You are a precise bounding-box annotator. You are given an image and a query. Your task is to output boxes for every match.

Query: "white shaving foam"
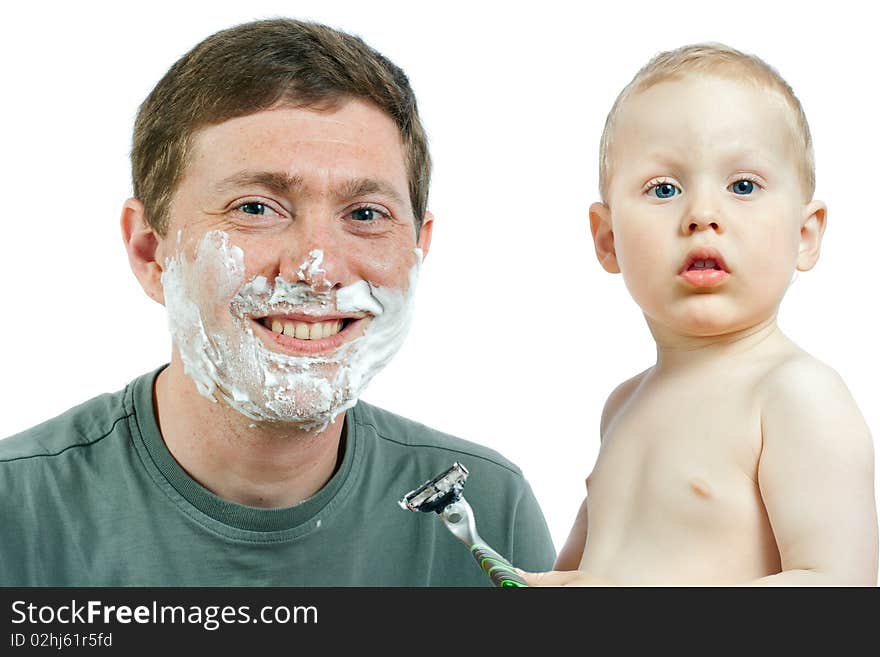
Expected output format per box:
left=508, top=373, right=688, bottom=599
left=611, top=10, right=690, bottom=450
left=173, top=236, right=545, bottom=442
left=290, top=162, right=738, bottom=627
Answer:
left=161, top=230, right=421, bottom=432
left=297, top=249, right=330, bottom=289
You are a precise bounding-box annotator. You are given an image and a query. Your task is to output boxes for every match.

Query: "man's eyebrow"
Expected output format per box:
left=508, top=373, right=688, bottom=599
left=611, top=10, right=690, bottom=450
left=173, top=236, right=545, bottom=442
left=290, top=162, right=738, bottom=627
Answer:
left=214, top=171, right=304, bottom=194
left=213, top=172, right=406, bottom=205
left=334, top=178, right=406, bottom=205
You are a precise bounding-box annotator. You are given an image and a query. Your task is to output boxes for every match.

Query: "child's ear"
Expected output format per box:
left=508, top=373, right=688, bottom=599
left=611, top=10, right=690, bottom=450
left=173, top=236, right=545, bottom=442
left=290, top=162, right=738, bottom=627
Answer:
left=589, top=202, right=620, bottom=273
left=797, top=200, right=827, bottom=272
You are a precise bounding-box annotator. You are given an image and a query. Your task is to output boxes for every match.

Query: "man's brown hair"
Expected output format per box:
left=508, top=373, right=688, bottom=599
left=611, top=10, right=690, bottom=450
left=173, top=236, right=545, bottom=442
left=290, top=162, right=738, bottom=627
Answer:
left=131, top=18, right=431, bottom=236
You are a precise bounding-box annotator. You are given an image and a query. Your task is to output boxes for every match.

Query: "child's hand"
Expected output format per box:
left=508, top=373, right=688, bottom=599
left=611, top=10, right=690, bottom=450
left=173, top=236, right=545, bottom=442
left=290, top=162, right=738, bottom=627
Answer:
left=516, top=568, right=615, bottom=587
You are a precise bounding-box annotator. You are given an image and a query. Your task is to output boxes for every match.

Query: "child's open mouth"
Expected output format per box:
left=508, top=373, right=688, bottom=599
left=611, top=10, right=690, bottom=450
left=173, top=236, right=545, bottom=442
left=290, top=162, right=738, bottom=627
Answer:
left=687, top=258, right=722, bottom=271
left=679, top=248, right=730, bottom=288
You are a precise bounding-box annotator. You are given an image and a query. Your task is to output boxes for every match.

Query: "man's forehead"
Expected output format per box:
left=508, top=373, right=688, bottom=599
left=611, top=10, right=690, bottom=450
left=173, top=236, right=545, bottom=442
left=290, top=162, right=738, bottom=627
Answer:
left=192, top=100, right=404, bottom=149
left=173, top=101, right=412, bottom=211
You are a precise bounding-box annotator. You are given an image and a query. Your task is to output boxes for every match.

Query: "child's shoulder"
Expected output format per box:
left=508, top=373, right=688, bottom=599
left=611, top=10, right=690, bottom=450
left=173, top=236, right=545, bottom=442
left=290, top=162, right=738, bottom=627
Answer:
left=757, top=346, right=870, bottom=452
left=599, top=367, right=652, bottom=438
left=757, top=347, right=849, bottom=404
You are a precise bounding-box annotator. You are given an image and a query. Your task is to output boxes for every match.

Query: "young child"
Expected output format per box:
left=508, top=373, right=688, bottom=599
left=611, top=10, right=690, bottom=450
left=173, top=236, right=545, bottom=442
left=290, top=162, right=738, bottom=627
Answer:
left=524, top=44, right=877, bottom=586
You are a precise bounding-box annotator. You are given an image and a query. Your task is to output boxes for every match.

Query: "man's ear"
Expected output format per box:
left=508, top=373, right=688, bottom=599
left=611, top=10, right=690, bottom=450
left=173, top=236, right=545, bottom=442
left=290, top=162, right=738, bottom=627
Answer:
left=416, top=210, right=434, bottom=260
left=797, top=200, right=827, bottom=272
left=589, top=202, right=620, bottom=273
left=121, top=198, right=165, bottom=305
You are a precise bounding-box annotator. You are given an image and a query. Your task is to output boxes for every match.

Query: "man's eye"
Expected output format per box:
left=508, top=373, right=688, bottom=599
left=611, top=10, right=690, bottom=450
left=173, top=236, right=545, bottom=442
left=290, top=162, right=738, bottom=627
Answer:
left=239, top=202, right=269, bottom=215
left=729, top=180, right=755, bottom=195
left=350, top=207, right=385, bottom=222
left=652, top=183, right=680, bottom=199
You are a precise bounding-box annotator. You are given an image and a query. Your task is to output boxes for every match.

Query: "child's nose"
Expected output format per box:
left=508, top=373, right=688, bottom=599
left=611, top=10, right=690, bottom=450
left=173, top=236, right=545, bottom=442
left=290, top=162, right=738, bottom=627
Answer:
left=681, top=194, right=723, bottom=234
left=684, top=214, right=721, bottom=234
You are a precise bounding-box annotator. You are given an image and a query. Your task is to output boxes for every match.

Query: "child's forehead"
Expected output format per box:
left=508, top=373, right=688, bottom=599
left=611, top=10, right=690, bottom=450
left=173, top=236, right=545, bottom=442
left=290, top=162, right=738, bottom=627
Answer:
left=613, top=74, right=802, bottom=162
left=623, top=73, right=791, bottom=125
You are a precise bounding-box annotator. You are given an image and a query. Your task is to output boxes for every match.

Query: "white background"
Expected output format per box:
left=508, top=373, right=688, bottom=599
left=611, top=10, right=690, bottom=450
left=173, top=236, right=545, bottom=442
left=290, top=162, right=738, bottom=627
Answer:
left=1, top=0, right=877, bottom=566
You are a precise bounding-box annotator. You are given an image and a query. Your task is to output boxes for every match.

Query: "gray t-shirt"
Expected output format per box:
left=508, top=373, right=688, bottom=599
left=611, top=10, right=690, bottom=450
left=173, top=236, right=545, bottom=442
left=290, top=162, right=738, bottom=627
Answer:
left=0, top=367, right=555, bottom=585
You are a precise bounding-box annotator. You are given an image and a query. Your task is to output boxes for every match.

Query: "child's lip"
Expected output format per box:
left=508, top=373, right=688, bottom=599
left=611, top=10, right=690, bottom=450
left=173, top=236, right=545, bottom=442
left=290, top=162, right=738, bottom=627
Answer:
left=678, top=246, right=730, bottom=274
left=679, top=269, right=729, bottom=287
left=678, top=246, right=730, bottom=288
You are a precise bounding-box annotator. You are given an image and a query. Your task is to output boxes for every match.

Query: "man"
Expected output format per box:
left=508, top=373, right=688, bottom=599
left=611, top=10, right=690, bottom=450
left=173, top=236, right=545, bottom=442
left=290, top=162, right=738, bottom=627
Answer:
left=0, top=18, right=555, bottom=585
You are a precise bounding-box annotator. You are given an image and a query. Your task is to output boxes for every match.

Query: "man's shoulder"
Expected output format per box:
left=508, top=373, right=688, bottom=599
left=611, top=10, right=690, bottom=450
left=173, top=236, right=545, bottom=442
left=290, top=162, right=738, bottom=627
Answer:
left=0, top=381, right=133, bottom=464
left=351, top=400, right=524, bottom=478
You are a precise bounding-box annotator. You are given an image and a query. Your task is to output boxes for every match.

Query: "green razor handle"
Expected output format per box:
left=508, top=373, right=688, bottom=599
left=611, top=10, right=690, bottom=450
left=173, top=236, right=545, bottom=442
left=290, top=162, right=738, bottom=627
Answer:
left=440, top=498, right=528, bottom=588
left=470, top=542, right=528, bottom=587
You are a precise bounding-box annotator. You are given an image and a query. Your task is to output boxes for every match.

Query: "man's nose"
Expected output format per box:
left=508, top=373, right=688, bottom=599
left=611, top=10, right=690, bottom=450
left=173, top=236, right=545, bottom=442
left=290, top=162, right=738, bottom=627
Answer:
left=681, top=188, right=723, bottom=235
left=278, top=218, right=344, bottom=289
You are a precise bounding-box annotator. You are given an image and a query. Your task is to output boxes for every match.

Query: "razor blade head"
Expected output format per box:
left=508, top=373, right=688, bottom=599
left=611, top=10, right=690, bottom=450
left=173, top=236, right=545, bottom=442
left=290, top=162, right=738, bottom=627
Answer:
left=399, top=462, right=470, bottom=514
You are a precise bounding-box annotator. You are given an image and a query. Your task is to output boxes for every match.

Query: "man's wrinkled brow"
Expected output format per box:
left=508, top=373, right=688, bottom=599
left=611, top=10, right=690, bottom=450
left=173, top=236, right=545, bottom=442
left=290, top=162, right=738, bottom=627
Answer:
left=214, top=171, right=406, bottom=205
left=214, top=171, right=303, bottom=195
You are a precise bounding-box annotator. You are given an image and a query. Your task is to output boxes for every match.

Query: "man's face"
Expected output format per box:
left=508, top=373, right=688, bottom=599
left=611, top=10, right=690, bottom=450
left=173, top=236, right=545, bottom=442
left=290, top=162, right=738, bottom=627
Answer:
left=155, top=99, right=431, bottom=429
left=601, top=75, right=812, bottom=337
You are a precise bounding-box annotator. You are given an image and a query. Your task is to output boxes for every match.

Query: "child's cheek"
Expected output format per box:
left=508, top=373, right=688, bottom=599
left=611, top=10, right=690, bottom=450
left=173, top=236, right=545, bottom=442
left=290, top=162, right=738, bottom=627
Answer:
left=615, top=224, right=662, bottom=273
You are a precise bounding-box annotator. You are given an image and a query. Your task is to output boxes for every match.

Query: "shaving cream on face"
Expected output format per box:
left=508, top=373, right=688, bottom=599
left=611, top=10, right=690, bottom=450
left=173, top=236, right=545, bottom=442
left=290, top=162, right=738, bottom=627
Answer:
left=161, top=230, right=421, bottom=432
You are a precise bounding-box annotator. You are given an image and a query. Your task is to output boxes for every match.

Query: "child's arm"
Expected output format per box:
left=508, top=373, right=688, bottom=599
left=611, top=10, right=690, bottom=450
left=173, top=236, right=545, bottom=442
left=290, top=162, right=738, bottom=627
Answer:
left=753, top=357, right=878, bottom=585
left=549, top=372, right=648, bottom=573
left=554, top=496, right=589, bottom=570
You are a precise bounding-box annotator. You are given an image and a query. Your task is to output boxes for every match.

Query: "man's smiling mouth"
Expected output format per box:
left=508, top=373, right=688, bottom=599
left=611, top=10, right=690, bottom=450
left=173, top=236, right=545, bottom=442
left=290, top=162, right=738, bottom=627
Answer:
left=249, top=313, right=367, bottom=354
left=259, top=317, right=350, bottom=340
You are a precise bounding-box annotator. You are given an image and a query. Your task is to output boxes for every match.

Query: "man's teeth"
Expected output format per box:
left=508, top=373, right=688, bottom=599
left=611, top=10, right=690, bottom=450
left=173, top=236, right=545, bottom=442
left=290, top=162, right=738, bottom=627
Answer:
left=691, top=258, right=719, bottom=270
left=266, top=319, right=345, bottom=340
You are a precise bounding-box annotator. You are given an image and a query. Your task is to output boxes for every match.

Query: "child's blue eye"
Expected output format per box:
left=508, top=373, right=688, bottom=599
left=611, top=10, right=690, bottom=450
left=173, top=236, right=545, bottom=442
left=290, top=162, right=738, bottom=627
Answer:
left=730, top=180, right=755, bottom=195
left=652, top=183, right=680, bottom=199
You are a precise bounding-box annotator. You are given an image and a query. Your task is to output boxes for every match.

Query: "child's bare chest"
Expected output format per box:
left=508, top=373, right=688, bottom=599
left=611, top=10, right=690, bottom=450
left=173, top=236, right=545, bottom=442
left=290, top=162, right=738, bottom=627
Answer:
left=586, top=376, right=766, bottom=546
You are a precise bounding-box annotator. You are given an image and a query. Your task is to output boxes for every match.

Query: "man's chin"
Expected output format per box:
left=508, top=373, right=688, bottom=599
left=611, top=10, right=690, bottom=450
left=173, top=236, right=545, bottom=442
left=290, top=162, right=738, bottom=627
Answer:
left=215, top=377, right=356, bottom=430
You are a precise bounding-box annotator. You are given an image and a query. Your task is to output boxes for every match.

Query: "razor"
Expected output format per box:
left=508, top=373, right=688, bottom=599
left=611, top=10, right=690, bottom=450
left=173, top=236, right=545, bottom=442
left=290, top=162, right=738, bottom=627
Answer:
left=399, top=462, right=528, bottom=587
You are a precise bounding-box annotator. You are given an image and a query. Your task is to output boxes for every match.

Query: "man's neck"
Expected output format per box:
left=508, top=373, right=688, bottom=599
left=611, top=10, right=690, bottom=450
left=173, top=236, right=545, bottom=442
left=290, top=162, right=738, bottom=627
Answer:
left=153, top=357, right=346, bottom=509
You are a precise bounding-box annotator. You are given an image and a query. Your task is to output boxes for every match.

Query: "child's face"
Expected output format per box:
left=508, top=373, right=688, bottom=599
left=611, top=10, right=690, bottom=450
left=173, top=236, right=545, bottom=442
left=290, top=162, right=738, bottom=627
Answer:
left=594, top=74, right=824, bottom=337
